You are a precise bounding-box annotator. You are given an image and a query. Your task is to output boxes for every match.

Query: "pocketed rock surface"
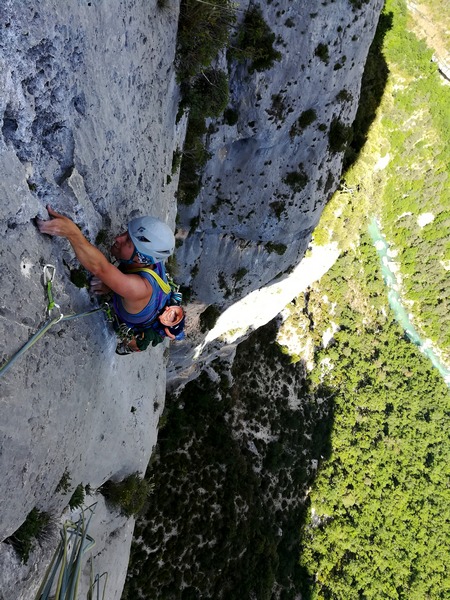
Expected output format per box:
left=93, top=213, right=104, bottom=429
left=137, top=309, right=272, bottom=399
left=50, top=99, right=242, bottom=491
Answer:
left=0, top=1, right=180, bottom=598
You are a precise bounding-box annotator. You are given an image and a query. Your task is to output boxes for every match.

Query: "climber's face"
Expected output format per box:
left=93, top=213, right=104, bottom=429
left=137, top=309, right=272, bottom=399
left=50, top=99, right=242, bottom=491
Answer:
left=159, top=305, right=183, bottom=327
left=111, top=231, right=135, bottom=261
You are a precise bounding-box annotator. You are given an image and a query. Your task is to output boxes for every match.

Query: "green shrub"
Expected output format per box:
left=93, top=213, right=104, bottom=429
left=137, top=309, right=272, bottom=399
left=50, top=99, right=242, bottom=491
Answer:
left=266, top=242, right=287, bottom=255
left=101, top=473, right=151, bottom=517
left=186, top=69, right=229, bottom=119
left=314, top=43, right=329, bottom=63
left=336, top=89, right=353, bottom=102
left=171, top=148, right=182, bottom=174
left=200, top=304, right=221, bottom=332
left=283, top=167, right=309, bottom=192
left=290, top=109, right=317, bottom=137
left=55, top=470, right=72, bottom=494
left=176, top=0, right=236, bottom=80
left=270, top=93, right=285, bottom=119
left=6, top=508, right=51, bottom=563
left=234, top=268, right=248, bottom=282
left=177, top=116, right=210, bottom=205
left=328, top=118, right=353, bottom=153
left=298, top=109, right=317, bottom=128
left=230, top=6, right=282, bottom=72
left=349, top=0, right=370, bottom=9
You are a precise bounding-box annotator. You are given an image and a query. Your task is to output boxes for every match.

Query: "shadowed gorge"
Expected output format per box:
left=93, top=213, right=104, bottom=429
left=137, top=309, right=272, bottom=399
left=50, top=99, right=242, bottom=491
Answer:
left=124, top=321, right=335, bottom=599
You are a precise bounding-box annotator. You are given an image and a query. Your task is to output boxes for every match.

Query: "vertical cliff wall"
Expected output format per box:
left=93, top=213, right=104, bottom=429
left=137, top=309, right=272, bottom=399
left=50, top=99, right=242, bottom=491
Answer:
left=170, top=0, right=384, bottom=385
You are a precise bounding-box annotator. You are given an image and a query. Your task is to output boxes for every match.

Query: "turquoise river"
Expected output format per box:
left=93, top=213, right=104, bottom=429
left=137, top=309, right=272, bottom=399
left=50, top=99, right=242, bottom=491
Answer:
left=368, top=219, right=450, bottom=387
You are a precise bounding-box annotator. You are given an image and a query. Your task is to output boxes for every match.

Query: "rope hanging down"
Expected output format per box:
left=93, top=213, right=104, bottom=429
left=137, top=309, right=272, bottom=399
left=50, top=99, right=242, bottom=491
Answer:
left=0, top=265, right=110, bottom=378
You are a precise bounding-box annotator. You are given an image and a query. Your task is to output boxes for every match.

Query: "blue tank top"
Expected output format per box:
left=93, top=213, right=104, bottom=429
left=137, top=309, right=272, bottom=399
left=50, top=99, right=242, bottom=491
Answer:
left=112, top=263, right=170, bottom=329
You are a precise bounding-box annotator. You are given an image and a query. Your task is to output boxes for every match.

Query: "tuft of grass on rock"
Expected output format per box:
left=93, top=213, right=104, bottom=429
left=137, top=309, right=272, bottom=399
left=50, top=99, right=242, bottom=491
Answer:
left=315, top=43, right=329, bottom=63
left=6, top=508, right=51, bottom=563
left=55, top=469, right=72, bottom=494
left=229, top=5, right=282, bottom=72
left=290, top=109, right=317, bottom=137
left=69, top=484, right=85, bottom=510
left=266, top=242, right=287, bottom=255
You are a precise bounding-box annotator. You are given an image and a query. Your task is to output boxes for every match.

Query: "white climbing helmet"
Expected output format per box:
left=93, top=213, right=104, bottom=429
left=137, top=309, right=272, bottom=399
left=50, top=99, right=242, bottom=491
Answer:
left=128, top=216, right=175, bottom=263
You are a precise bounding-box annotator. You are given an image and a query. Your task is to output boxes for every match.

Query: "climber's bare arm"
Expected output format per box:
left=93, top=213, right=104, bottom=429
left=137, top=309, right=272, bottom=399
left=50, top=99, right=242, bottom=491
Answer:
left=37, top=206, right=151, bottom=302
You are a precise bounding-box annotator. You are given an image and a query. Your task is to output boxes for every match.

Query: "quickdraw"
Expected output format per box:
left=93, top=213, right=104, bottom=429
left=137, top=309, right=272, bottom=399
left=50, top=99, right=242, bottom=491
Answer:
left=0, top=265, right=110, bottom=378
left=43, top=264, right=60, bottom=318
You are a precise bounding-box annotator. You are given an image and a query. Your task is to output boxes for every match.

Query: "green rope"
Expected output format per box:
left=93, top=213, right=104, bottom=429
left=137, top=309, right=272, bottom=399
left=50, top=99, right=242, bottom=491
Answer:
left=0, top=266, right=110, bottom=378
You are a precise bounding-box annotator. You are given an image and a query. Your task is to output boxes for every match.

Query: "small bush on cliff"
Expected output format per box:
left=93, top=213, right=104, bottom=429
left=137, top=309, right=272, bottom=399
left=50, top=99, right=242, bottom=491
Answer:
left=336, top=89, right=353, bottom=103
left=55, top=469, right=72, bottom=494
left=68, top=484, right=85, bottom=510
left=315, top=43, right=329, bottom=64
left=266, top=242, right=287, bottom=255
left=230, top=6, right=282, bottom=72
left=290, top=109, right=317, bottom=137
left=175, top=1, right=237, bottom=207
left=349, top=0, right=370, bottom=9
left=234, top=267, right=248, bottom=282
left=177, top=116, right=211, bottom=205
left=171, top=148, right=182, bottom=174
left=176, top=0, right=236, bottom=80
left=186, top=69, right=229, bottom=119
left=283, top=167, right=309, bottom=193
left=200, top=304, right=221, bottom=332
left=328, top=118, right=353, bottom=153
left=101, top=473, right=151, bottom=517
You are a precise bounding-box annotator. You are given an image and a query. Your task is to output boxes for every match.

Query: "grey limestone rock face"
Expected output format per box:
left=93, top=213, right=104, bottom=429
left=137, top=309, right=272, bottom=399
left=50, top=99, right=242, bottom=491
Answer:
left=170, top=0, right=384, bottom=384
left=0, top=1, right=180, bottom=598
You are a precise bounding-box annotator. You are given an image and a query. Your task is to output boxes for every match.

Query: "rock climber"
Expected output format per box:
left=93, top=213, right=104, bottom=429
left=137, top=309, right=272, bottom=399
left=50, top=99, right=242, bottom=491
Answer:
left=37, top=205, right=184, bottom=353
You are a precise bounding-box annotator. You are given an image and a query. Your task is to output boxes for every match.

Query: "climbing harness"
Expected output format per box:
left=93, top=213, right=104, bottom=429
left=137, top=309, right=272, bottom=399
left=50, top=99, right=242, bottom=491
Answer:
left=0, top=265, right=110, bottom=378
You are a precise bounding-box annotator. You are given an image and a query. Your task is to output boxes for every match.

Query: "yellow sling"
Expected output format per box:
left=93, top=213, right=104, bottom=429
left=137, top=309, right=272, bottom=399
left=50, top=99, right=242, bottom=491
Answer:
left=126, top=266, right=171, bottom=295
